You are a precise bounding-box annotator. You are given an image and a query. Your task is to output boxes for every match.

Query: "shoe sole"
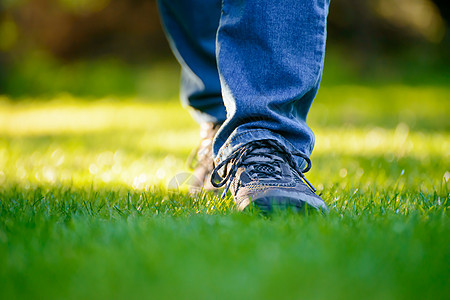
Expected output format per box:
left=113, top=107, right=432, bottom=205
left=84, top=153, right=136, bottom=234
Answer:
left=237, top=190, right=328, bottom=214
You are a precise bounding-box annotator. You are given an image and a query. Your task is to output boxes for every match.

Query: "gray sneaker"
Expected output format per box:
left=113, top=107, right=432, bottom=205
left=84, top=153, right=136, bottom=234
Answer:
left=188, top=122, right=222, bottom=193
left=211, top=139, right=328, bottom=213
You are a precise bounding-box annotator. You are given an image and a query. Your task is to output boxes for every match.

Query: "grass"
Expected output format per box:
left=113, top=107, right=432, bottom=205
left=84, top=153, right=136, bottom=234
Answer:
left=0, top=84, right=449, bottom=299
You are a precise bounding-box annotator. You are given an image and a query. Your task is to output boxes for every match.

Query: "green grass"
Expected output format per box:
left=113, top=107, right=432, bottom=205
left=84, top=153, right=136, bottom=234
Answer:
left=0, top=85, right=449, bottom=299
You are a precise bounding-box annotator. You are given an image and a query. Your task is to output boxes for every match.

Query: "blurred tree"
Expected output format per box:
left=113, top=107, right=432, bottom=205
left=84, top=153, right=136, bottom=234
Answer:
left=0, top=0, right=447, bottom=62
left=4, top=0, right=169, bottom=61
left=432, top=0, right=450, bottom=23
left=1, top=0, right=448, bottom=96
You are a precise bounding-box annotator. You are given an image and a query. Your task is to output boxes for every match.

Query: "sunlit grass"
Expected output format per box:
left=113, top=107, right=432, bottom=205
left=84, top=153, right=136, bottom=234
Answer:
left=0, top=85, right=449, bottom=299
left=0, top=87, right=448, bottom=192
left=1, top=122, right=447, bottom=191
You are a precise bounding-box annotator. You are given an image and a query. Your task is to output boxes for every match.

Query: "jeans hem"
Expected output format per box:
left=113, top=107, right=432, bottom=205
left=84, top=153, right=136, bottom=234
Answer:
left=213, top=128, right=311, bottom=170
left=188, top=107, right=227, bottom=124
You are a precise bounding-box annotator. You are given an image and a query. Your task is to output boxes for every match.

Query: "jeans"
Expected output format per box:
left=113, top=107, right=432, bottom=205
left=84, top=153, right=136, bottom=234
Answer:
left=158, top=0, right=330, bottom=169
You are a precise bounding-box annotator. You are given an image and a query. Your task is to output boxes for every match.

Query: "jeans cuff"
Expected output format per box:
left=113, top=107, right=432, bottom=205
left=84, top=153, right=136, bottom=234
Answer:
left=186, top=104, right=227, bottom=125
left=214, top=128, right=311, bottom=170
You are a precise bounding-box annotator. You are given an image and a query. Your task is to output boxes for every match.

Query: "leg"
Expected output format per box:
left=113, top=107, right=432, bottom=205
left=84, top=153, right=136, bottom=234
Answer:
left=157, top=0, right=226, bottom=124
left=211, top=0, right=330, bottom=212
left=158, top=0, right=225, bottom=190
left=214, top=0, right=330, bottom=170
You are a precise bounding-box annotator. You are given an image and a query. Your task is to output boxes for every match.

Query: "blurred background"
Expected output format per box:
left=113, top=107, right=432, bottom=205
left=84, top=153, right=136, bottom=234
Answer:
left=0, top=0, right=449, bottom=98
left=1, top=2, right=449, bottom=298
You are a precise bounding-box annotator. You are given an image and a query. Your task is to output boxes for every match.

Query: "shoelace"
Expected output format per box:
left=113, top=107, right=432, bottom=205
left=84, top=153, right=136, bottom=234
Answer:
left=211, top=139, right=316, bottom=198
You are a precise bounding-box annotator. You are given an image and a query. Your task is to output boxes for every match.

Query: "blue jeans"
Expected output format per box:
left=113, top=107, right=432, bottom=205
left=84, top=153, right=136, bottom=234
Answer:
left=158, top=0, right=329, bottom=169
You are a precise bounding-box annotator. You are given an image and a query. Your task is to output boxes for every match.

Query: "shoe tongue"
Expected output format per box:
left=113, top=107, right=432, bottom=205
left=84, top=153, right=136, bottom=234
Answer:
left=245, top=155, right=283, bottom=179
left=244, top=155, right=273, bottom=164
left=242, top=147, right=284, bottom=178
left=243, top=147, right=284, bottom=164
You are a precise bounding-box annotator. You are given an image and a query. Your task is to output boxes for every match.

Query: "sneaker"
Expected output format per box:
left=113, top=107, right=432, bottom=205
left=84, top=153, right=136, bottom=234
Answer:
left=187, top=122, right=222, bottom=193
left=211, top=139, right=328, bottom=213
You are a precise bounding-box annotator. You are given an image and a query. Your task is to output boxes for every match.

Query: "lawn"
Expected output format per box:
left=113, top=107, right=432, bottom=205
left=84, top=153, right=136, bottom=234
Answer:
left=0, top=84, right=449, bottom=299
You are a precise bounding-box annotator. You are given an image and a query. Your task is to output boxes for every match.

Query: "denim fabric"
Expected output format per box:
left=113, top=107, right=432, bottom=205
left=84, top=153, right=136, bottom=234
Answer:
left=157, top=0, right=227, bottom=124
left=158, top=0, right=330, bottom=169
